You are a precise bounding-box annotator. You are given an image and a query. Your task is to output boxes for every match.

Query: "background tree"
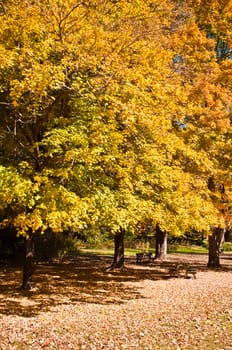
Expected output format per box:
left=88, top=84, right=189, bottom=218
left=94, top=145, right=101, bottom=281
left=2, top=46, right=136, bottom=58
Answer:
left=159, top=0, right=232, bottom=267
left=187, top=0, right=232, bottom=266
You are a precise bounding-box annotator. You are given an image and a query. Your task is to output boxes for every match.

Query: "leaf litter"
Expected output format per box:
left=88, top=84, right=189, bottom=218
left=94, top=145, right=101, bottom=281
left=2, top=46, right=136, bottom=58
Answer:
left=0, top=253, right=231, bottom=349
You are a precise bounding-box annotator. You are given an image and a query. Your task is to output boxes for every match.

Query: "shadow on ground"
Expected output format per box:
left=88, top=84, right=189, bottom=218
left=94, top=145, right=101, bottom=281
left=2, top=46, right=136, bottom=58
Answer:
left=0, top=253, right=231, bottom=317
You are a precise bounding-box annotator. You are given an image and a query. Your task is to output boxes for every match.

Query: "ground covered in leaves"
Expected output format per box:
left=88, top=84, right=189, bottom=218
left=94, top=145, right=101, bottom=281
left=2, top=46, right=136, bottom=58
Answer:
left=0, top=253, right=232, bottom=350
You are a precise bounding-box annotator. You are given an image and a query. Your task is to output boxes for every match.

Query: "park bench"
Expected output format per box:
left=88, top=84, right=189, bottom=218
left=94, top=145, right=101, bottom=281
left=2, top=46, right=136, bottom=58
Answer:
left=136, top=252, right=153, bottom=263
left=168, top=263, right=181, bottom=278
left=169, top=263, right=197, bottom=279
left=163, top=263, right=197, bottom=279
left=183, top=265, right=197, bottom=279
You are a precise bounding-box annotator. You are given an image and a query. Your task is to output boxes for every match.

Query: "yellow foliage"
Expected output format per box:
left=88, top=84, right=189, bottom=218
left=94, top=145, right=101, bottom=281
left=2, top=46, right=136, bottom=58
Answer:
left=0, top=0, right=231, bottom=239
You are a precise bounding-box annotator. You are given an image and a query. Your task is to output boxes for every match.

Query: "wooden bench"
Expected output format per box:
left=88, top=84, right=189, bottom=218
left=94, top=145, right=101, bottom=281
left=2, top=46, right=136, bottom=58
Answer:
left=168, top=263, right=181, bottom=278
left=136, top=252, right=153, bottom=263
left=167, top=263, right=197, bottom=279
left=184, top=266, right=197, bottom=279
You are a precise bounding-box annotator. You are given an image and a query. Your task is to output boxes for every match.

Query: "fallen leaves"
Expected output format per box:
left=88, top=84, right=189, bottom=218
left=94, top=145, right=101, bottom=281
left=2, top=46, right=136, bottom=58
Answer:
left=0, top=254, right=232, bottom=349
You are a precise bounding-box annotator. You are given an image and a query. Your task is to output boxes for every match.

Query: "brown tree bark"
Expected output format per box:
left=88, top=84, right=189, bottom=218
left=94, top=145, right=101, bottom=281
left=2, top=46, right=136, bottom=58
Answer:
left=155, top=224, right=167, bottom=261
left=224, top=229, right=231, bottom=242
left=108, top=229, right=125, bottom=270
left=207, top=177, right=226, bottom=268
left=208, top=227, right=225, bottom=268
left=21, top=235, right=35, bottom=289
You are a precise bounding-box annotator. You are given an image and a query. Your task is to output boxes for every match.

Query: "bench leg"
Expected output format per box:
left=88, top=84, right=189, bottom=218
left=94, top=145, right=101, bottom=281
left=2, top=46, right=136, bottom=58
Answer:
left=185, top=270, right=197, bottom=279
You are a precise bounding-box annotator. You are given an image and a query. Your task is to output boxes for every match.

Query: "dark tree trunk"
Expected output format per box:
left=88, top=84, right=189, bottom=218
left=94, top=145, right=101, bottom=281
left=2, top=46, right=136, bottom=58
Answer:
left=224, top=229, right=231, bottom=242
left=21, top=235, right=35, bottom=289
left=108, top=229, right=125, bottom=270
left=155, top=224, right=167, bottom=260
left=208, top=228, right=225, bottom=268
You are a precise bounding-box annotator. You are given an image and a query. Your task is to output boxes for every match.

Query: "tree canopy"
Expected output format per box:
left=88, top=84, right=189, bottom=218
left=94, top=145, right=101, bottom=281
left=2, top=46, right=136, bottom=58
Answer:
left=0, top=0, right=231, bottom=245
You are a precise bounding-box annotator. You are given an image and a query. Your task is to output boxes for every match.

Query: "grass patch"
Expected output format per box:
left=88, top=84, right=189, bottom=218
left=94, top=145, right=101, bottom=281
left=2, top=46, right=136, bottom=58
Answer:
left=168, top=244, right=208, bottom=254
left=80, top=247, right=115, bottom=256
left=222, top=242, right=232, bottom=252
left=79, top=247, right=155, bottom=257
left=79, top=244, right=209, bottom=257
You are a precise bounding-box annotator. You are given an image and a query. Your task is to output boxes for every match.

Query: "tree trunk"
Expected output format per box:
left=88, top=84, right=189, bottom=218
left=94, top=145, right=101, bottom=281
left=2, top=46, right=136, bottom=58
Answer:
left=21, top=235, right=35, bottom=289
left=224, top=229, right=231, bottom=242
left=155, top=224, right=167, bottom=260
left=108, top=229, right=125, bottom=270
left=208, top=228, right=225, bottom=268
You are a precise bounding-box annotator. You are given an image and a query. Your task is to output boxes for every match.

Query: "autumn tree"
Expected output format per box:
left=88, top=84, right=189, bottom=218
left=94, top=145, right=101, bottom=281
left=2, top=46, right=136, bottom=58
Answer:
left=63, top=0, right=219, bottom=267
left=146, top=0, right=232, bottom=267
left=0, top=0, right=227, bottom=287
left=0, top=0, right=99, bottom=287
left=184, top=0, right=232, bottom=267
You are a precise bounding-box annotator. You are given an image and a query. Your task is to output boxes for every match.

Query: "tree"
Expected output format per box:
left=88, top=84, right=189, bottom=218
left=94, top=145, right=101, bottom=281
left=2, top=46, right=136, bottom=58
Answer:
left=0, top=0, right=228, bottom=285
left=0, top=0, right=100, bottom=287
left=207, top=176, right=231, bottom=267
left=186, top=0, right=232, bottom=267
left=155, top=224, right=168, bottom=261
left=109, top=229, right=125, bottom=270
left=152, top=0, right=232, bottom=267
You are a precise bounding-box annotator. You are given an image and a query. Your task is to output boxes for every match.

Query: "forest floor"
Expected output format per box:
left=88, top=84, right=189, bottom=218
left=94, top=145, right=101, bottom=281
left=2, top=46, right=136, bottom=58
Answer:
left=0, top=252, right=232, bottom=350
